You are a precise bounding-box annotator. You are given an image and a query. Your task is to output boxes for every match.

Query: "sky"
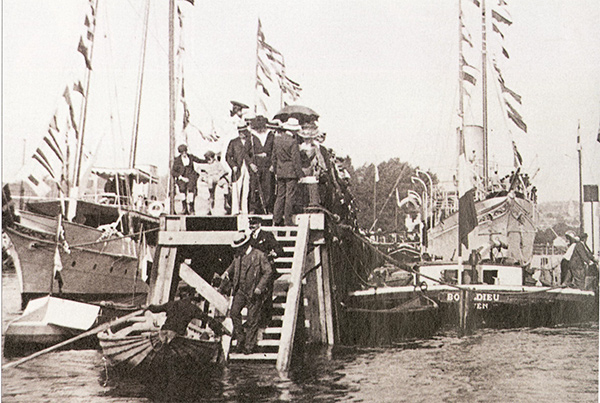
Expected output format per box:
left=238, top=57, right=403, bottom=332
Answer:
left=2, top=0, right=599, bottom=204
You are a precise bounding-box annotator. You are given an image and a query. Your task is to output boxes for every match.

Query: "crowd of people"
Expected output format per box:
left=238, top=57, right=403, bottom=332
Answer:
left=171, top=101, right=357, bottom=226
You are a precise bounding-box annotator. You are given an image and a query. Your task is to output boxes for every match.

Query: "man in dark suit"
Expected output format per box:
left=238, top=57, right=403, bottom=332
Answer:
left=221, top=231, right=273, bottom=354
left=272, top=118, right=303, bottom=226
left=171, top=144, right=206, bottom=214
left=247, top=115, right=275, bottom=213
left=226, top=123, right=257, bottom=215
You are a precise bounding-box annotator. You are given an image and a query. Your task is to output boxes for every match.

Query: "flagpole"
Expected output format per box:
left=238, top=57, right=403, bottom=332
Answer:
left=481, top=0, right=489, bottom=188
left=457, top=0, right=464, bottom=265
left=255, top=18, right=260, bottom=115
left=577, top=122, right=584, bottom=236
left=168, top=0, right=176, bottom=214
left=373, top=166, right=377, bottom=229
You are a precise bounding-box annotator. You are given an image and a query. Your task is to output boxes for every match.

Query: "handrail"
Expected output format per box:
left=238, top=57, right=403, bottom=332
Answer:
left=276, top=215, right=310, bottom=374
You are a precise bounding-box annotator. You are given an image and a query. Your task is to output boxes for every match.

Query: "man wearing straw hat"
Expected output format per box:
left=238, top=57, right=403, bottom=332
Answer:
left=220, top=230, right=273, bottom=354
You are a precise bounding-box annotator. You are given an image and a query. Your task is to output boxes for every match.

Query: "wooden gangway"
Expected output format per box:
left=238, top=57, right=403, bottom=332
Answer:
left=146, top=213, right=336, bottom=373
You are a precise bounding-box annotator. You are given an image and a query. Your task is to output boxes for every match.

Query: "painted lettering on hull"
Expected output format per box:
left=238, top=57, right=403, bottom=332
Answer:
left=447, top=293, right=460, bottom=302
left=473, top=293, right=500, bottom=302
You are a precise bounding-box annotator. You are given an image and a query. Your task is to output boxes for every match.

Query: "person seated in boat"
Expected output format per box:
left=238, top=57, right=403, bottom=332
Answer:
left=172, top=144, right=207, bottom=215
left=219, top=230, right=273, bottom=354
left=144, top=285, right=229, bottom=339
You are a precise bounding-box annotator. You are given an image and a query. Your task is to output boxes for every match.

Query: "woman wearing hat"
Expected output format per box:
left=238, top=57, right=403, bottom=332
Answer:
left=220, top=230, right=273, bottom=354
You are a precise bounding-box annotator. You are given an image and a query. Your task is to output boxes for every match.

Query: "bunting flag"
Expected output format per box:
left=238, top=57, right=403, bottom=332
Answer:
left=460, top=54, right=477, bottom=71
left=62, top=86, right=80, bottom=137
left=73, top=81, right=85, bottom=96
left=77, top=37, right=92, bottom=70
left=461, top=33, right=473, bottom=48
left=512, top=141, right=523, bottom=168
left=502, top=47, right=510, bottom=59
left=53, top=245, right=63, bottom=275
left=256, top=19, right=302, bottom=110
left=492, top=23, right=504, bottom=39
left=506, top=102, right=527, bottom=132
left=492, top=10, right=512, bottom=25
left=499, top=80, right=522, bottom=104
left=462, top=71, right=477, bottom=86
left=471, top=0, right=481, bottom=7
left=181, top=0, right=194, bottom=5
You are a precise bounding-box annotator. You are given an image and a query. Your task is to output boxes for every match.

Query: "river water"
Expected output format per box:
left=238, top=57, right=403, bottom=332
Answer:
left=2, top=270, right=598, bottom=402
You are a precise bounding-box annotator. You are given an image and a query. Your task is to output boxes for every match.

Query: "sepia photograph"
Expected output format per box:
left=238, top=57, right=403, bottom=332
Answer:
left=2, top=0, right=599, bottom=401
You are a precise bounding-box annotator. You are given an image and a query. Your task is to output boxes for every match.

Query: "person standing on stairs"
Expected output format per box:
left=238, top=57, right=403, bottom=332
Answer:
left=220, top=230, right=273, bottom=354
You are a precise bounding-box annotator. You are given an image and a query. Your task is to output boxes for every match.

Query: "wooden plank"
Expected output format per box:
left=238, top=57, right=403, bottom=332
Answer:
left=179, top=263, right=229, bottom=315
left=314, top=246, right=328, bottom=344
left=276, top=214, right=310, bottom=374
left=158, top=231, right=235, bottom=246
left=229, top=352, right=277, bottom=361
left=147, top=247, right=177, bottom=305
left=320, top=245, right=336, bottom=345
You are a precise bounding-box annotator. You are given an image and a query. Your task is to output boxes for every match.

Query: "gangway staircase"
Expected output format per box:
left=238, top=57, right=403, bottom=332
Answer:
left=146, top=214, right=323, bottom=373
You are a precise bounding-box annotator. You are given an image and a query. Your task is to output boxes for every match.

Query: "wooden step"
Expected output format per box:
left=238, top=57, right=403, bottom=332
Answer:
left=229, top=352, right=277, bottom=361
left=232, top=339, right=281, bottom=347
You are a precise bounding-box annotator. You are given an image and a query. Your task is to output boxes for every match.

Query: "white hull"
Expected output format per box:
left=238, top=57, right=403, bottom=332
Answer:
left=428, top=195, right=536, bottom=264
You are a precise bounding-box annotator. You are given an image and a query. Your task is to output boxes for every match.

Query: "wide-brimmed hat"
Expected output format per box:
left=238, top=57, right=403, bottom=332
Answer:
left=282, top=118, right=302, bottom=132
left=231, top=230, right=251, bottom=248
left=299, top=122, right=322, bottom=139
left=565, top=231, right=579, bottom=242
left=267, top=119, right=283, bottom=130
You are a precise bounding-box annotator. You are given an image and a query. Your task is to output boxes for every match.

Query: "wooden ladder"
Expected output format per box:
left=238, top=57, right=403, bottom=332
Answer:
left=229, top=215, right=310, bottom=373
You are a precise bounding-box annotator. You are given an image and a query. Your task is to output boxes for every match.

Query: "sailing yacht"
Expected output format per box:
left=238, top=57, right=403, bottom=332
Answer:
left=3, top=0, right=162, bottom=310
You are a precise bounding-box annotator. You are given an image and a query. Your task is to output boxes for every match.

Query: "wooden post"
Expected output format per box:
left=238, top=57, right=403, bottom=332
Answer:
left=459, top=288, right=470, bottom=336
left=179, top=262, right=228, bottom=314
left=276, top=215, right=310, bottom=374
left=147, top=246, right=177, bottom=305
left=314, top=246, right=328, bottom=344
left=320, top=244, right=336, bottom=345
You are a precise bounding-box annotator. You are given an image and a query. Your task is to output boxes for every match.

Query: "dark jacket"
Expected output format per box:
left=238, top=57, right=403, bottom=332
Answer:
left=172, top=154, right=206, bottom=192
left=250, top=228, right=283, bottom=263
left=147, top=298, right=210, bottom=335
left=225, top=247, right=273, bottom=297
left=226, top=137, right=254, bottom=182
left=272, top=133, right=303, bottom=179
left=249, top=132, right=274, bottom=169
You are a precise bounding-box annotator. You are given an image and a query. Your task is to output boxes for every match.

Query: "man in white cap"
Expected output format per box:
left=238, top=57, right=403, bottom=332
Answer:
left=272, top=118, right=303, bottom=226
left=220, top=230, right=273, bottom=354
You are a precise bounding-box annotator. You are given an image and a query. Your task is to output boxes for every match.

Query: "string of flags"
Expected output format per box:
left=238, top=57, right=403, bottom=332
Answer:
left=256, top=19, right=302, bottom=113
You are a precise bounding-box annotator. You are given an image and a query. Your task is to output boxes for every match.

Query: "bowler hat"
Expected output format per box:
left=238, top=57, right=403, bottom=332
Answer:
left=230, top=100, right=249, bottom=109
left=282, top=118, right=301, bottom=132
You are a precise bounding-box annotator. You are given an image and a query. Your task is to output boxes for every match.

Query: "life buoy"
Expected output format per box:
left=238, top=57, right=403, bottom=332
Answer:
left=149, top=201, right=164, bottom=217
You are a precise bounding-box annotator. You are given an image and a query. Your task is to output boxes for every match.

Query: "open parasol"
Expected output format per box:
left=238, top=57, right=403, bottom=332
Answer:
left=273, top=105, right=319, bottom=125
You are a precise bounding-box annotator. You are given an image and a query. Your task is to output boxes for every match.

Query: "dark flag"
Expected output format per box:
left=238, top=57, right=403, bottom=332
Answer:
left=492, top=23, right=504, bottom=39
left=512, top=141, right=523, bottom=167
left=73, top=81, right=85, bottom=96
left=77, top=37, right=92, bottom=70
left=471, top=0, right=481, bottom=7
left=492, top=10, right=512, bottom=25
left=506, top=102, right=527, bottom=133
left=462, top=71, right=477, bottom=86
left=459, top=188, right=478, bottom=248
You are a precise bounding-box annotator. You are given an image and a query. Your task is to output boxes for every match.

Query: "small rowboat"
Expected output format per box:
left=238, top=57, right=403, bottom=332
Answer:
left=97, top=327, right=223, bottom=373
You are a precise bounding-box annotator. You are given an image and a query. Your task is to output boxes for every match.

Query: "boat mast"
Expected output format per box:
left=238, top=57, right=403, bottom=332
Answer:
left=481, top=0, right=489, bottom=188
left=168, top=0, right=176, bottom=214
left=129, top=0, right=151, bottom=169
left=73, top=0, right=100, bottom=193
left=457, top=0, right=464, bottom=260
left=577, top=123, right=584, bottom=235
